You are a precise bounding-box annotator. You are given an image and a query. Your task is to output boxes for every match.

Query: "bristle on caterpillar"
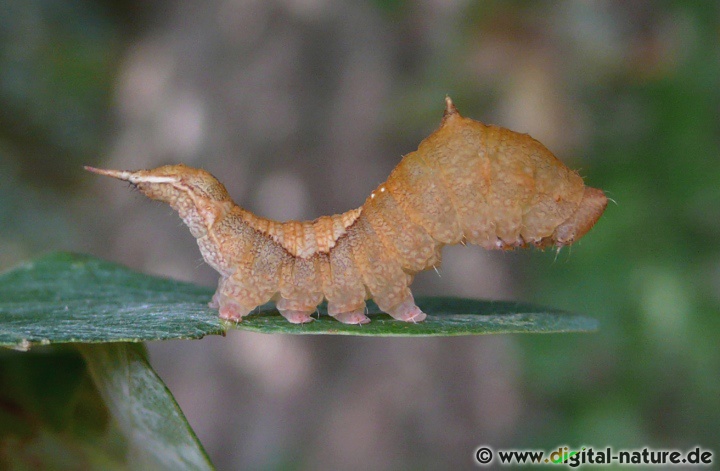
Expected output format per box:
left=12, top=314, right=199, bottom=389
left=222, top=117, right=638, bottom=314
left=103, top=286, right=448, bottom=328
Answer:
left=86, top=98, right=607, bottom=325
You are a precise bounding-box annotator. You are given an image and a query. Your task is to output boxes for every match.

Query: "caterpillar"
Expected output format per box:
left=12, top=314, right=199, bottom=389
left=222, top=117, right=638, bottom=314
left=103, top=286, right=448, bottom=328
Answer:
left=86, top=97, right=607, bottom=325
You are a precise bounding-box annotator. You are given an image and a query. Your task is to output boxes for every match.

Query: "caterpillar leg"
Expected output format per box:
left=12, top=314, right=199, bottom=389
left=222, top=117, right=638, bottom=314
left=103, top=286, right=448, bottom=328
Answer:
left=331, top=308, right=371, bottom=325
left=385, top=293, right=426, bottom=322
left=208, top=276, right=228, bottom=309
left=217, top=296, right=254, bottom=321
left=212, top=275, right=264, bottom=322
left=276, top=297, right=315, bottom=324
left=327, top=300, right=370, bottom=325
left=277, top=309, right=315, bottom=324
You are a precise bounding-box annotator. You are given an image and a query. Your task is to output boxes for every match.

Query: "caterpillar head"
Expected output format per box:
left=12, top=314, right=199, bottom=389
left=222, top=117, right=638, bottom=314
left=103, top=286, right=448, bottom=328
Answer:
left=551, top=187, right=607, bottom=247
left=85, top=164, right=233, bottom=238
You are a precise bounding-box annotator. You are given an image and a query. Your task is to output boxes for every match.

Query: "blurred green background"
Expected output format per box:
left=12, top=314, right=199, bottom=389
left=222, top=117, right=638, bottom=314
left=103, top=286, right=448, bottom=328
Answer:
left=1, top=0, right=718, bottom=469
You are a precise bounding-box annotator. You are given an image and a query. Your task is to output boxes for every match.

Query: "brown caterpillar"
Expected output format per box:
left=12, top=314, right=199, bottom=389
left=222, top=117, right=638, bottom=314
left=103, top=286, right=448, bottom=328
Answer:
left=86, top=97, right=607, bottom=325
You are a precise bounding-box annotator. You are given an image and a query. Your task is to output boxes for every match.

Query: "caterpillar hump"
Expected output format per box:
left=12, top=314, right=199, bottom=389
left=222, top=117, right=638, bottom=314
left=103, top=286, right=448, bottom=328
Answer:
left=85, top=97, right=606, bottom=325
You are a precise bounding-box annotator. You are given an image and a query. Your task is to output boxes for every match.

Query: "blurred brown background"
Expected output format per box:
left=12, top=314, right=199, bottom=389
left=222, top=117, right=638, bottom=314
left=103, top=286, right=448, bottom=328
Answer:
left=2, top=1, right=719, bottom=469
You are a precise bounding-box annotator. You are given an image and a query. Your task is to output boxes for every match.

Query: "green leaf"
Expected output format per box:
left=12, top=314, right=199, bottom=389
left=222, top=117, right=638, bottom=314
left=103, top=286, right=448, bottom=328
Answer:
left=78, top=343, right=214, bottom=470
left=0, top=344, right=214, bottom=470
left=0, top=252, right=224, bottom=349
left=0, top=252, right=597, bottom=348
left=241, top=297, right=598, bottom=336
left=0, top=346, right=126, bottom=470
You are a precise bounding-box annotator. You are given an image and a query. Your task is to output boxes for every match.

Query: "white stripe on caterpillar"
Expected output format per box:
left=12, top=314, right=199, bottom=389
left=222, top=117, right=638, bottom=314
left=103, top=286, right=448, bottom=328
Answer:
left=86, top=97, right=607, bottom=325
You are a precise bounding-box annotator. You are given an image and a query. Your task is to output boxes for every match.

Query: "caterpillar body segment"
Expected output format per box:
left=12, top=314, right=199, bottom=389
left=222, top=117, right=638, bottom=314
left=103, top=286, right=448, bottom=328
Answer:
left=85, top=97, right=606, bottom=325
